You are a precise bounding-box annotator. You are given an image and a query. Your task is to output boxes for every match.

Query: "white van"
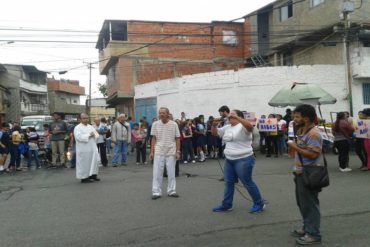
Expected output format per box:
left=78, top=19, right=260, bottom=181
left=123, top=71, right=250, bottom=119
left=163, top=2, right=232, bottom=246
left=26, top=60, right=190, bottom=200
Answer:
left=21, top=115, right=53, bottom=148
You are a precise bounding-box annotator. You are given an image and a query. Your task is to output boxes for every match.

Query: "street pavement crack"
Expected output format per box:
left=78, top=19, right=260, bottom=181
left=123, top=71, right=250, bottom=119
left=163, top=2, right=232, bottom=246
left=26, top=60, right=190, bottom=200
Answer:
left=0, top=186, right=23, bottom=201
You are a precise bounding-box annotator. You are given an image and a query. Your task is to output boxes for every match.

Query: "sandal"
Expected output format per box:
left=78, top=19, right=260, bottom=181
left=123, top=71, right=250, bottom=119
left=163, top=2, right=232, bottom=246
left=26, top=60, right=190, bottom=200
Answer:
left=296, top=234, right=321, bottom=245
left=291, top=229, right=305, bottom=237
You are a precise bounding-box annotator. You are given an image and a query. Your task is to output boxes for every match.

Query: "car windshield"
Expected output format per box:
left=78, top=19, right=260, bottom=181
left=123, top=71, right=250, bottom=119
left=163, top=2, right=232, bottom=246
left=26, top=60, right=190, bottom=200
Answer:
left=21, top=119, right=44, bottom=132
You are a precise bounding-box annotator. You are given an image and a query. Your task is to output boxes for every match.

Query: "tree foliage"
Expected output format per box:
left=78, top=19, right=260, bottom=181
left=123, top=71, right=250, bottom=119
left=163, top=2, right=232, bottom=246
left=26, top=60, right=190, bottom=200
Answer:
left=97, top=83, right=108, bottom=97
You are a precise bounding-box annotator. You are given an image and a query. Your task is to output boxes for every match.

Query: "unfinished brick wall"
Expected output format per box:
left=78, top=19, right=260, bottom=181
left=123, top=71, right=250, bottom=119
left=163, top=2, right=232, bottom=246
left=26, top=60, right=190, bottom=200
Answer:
left=104, top=20, right=249, bottom=98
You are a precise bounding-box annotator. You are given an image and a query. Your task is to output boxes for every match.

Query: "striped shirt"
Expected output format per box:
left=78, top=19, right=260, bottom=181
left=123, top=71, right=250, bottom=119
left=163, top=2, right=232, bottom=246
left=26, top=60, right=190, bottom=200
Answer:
left=293, top=126, right=322, bottom=172
left=151, top=120, right=180, bottom=156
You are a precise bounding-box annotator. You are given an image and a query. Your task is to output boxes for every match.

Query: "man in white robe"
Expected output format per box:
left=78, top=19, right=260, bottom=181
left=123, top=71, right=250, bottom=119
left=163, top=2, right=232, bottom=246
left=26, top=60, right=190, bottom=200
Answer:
left=74, top=113, right=101, bottom=183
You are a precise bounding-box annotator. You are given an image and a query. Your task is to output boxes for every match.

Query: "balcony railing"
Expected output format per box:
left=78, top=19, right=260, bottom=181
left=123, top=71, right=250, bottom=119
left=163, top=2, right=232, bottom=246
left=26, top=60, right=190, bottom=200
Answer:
left=21, top=102, right=48, bottom=114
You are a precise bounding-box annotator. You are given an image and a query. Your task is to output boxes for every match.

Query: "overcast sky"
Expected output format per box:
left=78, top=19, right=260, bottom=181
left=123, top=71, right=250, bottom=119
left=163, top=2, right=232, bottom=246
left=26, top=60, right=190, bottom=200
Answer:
left=0, top=0, right=274, bottom=99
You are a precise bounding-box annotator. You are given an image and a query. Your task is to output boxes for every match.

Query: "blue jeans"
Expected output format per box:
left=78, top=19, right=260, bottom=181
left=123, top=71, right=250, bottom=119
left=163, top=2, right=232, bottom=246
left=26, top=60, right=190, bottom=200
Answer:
left=277, top=135, right=287, bottom=155
left=112, top=140, right=128, bottom=165
left=222, top=155, right=263, bottom=208
left=106, top=139, right=112, bottom=154
left=27, top=149, right=40, bottom=168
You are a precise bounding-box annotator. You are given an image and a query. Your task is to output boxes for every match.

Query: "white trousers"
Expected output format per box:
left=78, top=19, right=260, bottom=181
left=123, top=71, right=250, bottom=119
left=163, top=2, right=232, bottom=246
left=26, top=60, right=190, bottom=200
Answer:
left=152, top=155, right=176, bottom=196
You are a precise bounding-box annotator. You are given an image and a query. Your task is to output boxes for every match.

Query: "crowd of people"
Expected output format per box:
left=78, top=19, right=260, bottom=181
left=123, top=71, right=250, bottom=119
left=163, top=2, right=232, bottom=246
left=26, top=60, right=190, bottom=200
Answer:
left=2, top=105, right=370, bottom=245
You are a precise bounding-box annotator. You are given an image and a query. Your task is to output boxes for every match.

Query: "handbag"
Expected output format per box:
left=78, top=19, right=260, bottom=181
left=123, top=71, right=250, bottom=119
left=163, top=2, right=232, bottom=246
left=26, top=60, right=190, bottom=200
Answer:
left=297, top=146, right=330, bottom=190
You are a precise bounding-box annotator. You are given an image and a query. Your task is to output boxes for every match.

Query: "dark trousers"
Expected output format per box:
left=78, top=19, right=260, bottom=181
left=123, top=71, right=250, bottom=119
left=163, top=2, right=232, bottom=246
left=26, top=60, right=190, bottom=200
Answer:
left=9, top=144, right=21, bottom=168
left=265, top=136, right=278, bottom=156
left=97, top=142, right=108, bottom=166
left=355, top=138, right=367, bottom=167
left=135, top=141, right=146, bottom=163
left=182, top=138, right=194, bottom=161
left=334, top=140, right=350, bottom=169
left=294, top=175, right=321, bottom=238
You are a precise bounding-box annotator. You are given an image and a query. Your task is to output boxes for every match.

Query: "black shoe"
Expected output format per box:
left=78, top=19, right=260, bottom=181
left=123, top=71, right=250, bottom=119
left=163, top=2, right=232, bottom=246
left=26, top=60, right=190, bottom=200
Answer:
left=152, top=195, right=161, bottom=200
left=81, top=178, right=93, bottom=183
left=89, top=175, right=100, bottom=181
left=218, top=177, right=224, bottom=181
left=121, top=163, right=127, bottom=166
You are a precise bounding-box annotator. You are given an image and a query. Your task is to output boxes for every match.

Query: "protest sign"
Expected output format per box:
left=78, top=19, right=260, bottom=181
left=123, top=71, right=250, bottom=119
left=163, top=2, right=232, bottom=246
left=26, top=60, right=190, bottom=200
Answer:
left=243, top=111, right=256, bottom=125
left=258, top=118, right=277, bottom=132
left=354, top=119, right=370, bottom=139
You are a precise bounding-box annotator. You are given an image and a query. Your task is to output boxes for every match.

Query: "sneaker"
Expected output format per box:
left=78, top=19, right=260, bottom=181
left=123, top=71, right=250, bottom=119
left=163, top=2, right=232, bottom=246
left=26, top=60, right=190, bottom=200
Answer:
left=136, top=162, right=140, bottom=165
left=339, top=168, right=350, bottom=172
left=343, top=167, right=352, bottom=172
left=144, top=162, right=148, bottom=165
left=295, top=234, right=321, bottom=245
left=183, top=161, right=188, bottom=164
left=192, top=160, right=196, bottom=163
left=212, top=205, right=233, bottom=212
left=291, top=229, right=305, bottom=238
left=249, top=203, right=265, bottom=214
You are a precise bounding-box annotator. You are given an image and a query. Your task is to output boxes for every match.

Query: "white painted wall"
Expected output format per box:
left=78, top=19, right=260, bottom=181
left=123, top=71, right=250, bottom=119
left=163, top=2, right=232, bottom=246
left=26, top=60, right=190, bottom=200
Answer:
left=135, top=65, right=352, bottom=122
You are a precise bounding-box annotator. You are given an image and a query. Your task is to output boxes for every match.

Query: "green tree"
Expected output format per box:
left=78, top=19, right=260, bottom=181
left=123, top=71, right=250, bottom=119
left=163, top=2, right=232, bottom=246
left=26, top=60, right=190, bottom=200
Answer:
left=97, top=83, right=108, bottom=97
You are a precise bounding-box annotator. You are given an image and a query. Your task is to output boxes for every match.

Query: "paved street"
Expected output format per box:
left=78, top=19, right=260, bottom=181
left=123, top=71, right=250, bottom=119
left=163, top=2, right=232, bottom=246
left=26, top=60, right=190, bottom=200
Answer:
left=1, top=153, right=370, bottom=247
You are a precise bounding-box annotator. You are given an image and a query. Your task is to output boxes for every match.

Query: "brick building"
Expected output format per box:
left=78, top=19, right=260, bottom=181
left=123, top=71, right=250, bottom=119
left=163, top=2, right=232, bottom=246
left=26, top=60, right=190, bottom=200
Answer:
left=47, top=78, right=86, bottom=119
left=96, top=20, right=250, bottom=118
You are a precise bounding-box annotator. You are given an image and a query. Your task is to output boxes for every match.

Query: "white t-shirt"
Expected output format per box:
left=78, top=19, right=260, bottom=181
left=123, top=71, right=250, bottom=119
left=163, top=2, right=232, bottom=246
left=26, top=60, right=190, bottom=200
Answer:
left=151, top=120, right=180, bottom=156
left=218, top=123, right=253, bottom=160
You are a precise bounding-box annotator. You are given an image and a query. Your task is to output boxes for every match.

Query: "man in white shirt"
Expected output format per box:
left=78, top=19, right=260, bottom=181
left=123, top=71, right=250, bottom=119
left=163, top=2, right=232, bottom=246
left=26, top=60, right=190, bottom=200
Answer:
left=149, top=107, right=181, bottom=200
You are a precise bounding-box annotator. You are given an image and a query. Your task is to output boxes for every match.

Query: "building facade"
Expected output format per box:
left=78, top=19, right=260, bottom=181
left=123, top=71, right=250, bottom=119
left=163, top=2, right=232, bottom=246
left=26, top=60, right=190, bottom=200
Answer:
left=0, top=64, right=48, bottom=123
left=96, top=20, right=247, bottom=118
left=89, top=98, right=115, bottom=122
left=245, top=0, right=370, bottom=114
left=47, top=78, right=86, bottom=119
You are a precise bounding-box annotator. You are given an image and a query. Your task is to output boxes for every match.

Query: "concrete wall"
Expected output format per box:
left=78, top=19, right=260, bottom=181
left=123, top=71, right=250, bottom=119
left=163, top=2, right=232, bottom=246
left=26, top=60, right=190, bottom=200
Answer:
left=135, top=65, right=358, bottom=121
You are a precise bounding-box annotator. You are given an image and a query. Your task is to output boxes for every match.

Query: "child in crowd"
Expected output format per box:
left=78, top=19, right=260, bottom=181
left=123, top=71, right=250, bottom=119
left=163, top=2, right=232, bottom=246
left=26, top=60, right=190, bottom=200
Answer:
left=25, top=127, right=40, bottom=169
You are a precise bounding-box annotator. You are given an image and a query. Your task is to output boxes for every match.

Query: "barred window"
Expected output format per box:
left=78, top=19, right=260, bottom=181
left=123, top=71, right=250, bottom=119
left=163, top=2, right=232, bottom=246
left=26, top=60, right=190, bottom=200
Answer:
left=363, top=83, right=370, bottom=104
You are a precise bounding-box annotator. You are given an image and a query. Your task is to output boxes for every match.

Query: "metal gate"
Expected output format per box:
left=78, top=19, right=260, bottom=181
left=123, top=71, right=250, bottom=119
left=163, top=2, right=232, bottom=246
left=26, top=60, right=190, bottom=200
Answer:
left=135, top=98, right=157, bottom=124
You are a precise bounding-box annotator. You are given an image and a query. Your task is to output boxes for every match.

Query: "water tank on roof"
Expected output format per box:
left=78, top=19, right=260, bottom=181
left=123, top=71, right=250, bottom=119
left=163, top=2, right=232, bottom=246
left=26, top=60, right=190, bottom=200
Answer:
left=342, top=1, right=355, bottom=13
left=359, top=30, right=370, bottom=41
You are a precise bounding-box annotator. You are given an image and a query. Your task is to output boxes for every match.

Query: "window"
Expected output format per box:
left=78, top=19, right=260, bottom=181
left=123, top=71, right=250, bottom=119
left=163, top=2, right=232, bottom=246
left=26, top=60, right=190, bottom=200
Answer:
left=311, top=0, right=324, bottom=7
left=280, top=1, right=293, bottom=21
left=363, top=83, right=370, bottom=104
left=222, top=30, right=238, bottom=46
left=282, top=51, right=293, bottom=66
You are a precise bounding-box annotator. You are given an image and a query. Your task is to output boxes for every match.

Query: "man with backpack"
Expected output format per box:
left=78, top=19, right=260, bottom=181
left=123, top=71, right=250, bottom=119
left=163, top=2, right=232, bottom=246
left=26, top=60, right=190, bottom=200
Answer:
left=111, top=114, right=131, bottom=167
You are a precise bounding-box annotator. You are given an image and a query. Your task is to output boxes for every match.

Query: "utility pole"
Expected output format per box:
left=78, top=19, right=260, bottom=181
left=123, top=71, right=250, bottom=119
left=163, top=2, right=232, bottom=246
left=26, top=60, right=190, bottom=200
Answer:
left=88, top=62, right=92, bottom=118
left=343, top=1, right=355, bottom=116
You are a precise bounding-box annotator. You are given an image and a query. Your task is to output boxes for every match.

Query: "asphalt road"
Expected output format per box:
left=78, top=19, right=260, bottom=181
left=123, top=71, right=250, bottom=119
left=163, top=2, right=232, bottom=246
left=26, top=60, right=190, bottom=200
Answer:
left=1, top=152, right=370, bottom=247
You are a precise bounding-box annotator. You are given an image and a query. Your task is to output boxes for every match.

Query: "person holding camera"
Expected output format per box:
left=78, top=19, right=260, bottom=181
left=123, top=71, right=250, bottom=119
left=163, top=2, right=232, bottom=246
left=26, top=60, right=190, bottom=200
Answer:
left=211, top=109, right=265, bottom=214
